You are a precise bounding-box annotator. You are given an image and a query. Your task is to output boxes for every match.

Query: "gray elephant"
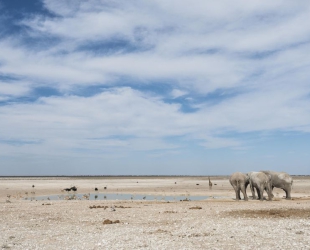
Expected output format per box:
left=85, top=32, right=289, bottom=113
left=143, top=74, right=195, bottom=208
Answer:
left=261, top=170, right=293, bottom=199
left=247, top=172, right=273, bottom=201
left=229, top=172, right=249, bottom=201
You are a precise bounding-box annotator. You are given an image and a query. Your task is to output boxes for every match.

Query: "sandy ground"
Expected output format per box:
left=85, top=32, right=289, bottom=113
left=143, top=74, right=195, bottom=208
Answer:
left=0, top=176, right=310, bottom=249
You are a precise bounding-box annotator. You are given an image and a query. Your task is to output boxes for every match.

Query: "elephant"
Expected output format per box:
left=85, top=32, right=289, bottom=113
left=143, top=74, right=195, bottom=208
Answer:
left=261, top=170, right=293, bottom=199
left=247, top=172, right=273, bottom=201
left=229, top=172, right=249, bottom=201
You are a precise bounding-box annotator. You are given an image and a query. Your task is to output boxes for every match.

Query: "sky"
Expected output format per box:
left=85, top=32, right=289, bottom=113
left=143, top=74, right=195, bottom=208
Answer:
left=0, top=0, right=310, bottom=175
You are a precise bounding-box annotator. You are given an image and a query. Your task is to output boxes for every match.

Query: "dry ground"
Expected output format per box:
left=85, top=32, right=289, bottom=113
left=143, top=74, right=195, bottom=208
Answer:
left=0, top=176, right=310, bottom=249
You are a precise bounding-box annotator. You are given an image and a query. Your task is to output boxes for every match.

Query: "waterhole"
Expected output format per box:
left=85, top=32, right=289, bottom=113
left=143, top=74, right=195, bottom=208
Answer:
left=25, top=193, right=211, bottom=201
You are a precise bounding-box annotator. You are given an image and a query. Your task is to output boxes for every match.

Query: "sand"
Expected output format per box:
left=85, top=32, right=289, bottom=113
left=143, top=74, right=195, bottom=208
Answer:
left=0, top=176, right=310, bottom=249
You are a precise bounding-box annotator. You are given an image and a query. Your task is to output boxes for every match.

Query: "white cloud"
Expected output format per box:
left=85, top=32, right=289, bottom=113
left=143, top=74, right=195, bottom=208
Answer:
left=171, top=89, right=187, bottom=98
left=0, top=0, right=310, bottom=163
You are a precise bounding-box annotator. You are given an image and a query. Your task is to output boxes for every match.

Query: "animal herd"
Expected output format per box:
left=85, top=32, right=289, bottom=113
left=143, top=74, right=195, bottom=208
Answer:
left=229, top=170, right=293, bottom=201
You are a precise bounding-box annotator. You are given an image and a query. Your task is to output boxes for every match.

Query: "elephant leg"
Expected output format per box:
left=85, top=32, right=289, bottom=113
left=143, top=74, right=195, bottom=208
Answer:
left=285, top=186, right=292, bottom=200
left=255, top=187, right=260, bottom=200
left=237, top=186, right=242, bottom=200
left=240, top=185, right=248, bottom=201
left=265, top=186, right=274, bottom=198
left=250, top=184, right=256, bottom=199
left=234, top=186, right=240, bottom=201
left=259, top=187, right=264, bottom=201
left=271, top=186, right=274, bottom=198
left=266, top=186, right=273, bottom=201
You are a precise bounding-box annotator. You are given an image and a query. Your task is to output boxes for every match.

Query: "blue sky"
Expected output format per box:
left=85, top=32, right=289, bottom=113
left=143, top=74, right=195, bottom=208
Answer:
left=0, top=0, right=310, bottom=175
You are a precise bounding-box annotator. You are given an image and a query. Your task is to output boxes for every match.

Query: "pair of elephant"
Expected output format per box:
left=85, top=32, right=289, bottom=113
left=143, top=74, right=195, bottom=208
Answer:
left=229, top=171, right=293, bottom=201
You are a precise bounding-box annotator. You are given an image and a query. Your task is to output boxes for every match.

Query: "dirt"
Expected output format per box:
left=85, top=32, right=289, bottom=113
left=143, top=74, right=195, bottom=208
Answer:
left=226, top=208, right=310, bottom=219
left=0, top=176, right=310, bottom=249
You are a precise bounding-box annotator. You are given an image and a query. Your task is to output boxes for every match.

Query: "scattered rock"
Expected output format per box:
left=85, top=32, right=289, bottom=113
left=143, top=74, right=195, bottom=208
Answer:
left=150, top=229, right=170, bottom=234
left=196, top=184, right=199, bottom=185
left=189, top=206, right=202, bottom=209
left=115, top=205, right=131, bottom=208
left=180, top=198, right=190, bottom=201
left=103, top=219, right=113, bottom=224
left=89, top=205, right=108, bottom=209
left=103, top=219, right=120, bottom=225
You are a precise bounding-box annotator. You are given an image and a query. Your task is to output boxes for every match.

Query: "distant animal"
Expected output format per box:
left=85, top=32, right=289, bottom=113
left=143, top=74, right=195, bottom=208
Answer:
left=71, top=186, right=77, bottom=192
left=247, top=172, right=273, bottom=201
left=64, top=188, right=71, bottom=192
left=209, top=177, right=213, bottom=188
left=95, top=187, right=98, bottom=191
left=261, top=170, right=293, bottom=199
left=104, top=187, right=107, bottom=190
left=32, top=185, right=35, bottom=188
left=229, top=172, right=249, bottom=201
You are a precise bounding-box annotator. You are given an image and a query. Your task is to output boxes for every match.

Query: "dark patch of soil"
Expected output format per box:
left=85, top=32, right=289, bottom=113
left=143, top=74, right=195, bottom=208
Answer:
left=189, top=206, right=202, bottom=210
left=225, top=208, right=310, bottom=218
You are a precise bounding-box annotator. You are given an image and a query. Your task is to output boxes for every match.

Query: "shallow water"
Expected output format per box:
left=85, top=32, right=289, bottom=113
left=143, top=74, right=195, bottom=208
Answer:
left=25, top=193, right=211, bottom=201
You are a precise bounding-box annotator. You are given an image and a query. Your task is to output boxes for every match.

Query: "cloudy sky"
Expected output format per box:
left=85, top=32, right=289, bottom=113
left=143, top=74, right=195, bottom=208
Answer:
left=0, top=0, right=310, bottom=175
